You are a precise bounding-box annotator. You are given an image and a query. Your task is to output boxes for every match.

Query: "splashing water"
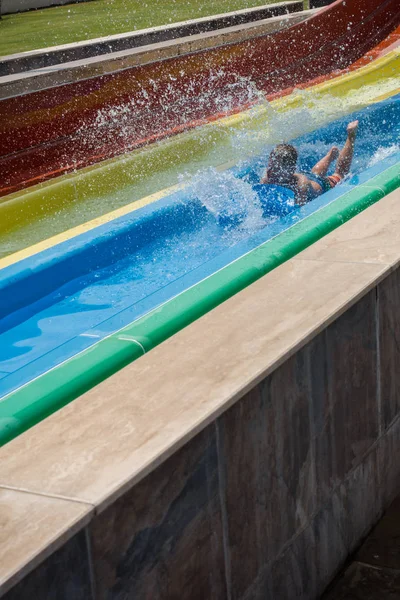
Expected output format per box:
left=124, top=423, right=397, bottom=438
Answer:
left=367, top=144, right=400, bottom=167
left=225, top=74, right=400, bottom=161
left=2, top=67, right=399, bottom=261
left=181, top=167, right=266, bottom=232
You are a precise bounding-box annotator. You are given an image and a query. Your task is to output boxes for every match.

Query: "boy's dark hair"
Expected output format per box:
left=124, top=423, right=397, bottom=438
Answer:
left=267, top=144, right=298, bottom=182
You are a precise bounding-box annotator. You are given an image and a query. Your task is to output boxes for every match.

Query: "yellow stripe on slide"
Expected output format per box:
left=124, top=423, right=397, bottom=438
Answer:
left=0, top=184, right=183, bottom=269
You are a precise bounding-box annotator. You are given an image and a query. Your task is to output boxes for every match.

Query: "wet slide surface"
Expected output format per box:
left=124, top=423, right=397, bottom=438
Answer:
left=0, top=44, right=398, bottom=260
left=0, top=95, right=398, bottom=401
left=0, top=3, right=399, bottom=445
left=0, top=0, right=399, bottom=196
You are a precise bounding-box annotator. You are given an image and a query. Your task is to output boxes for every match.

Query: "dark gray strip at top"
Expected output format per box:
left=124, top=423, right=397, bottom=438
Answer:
left=0, top=1, right=303, bottom=75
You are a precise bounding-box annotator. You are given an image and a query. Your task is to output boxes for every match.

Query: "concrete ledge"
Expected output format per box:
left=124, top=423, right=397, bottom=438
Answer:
left=0, top=1, right=304, bottom=74
left=1, top=188, right=400, bottom=598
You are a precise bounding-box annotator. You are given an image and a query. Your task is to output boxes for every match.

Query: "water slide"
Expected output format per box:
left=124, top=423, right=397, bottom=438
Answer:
left=1, top=37, right=399, bottom=257
left=0, top=1, right=399, bottom=445
left=0, top=0, right=398, bottom=196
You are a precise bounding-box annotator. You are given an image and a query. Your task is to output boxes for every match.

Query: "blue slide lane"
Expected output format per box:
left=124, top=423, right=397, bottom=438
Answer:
left=0, top=96, right=399, bottom=399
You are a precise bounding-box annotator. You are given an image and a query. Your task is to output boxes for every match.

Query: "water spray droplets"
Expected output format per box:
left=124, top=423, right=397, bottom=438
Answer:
left=181, top=167, right=266, bottom=236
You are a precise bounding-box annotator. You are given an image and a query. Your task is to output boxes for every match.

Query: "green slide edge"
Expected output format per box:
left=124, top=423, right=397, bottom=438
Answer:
left=1, top=162, right=399, bottom=446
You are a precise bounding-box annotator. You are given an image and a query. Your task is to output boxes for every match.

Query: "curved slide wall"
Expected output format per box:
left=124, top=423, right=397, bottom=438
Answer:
left=0, top=0, right=399, bottom=196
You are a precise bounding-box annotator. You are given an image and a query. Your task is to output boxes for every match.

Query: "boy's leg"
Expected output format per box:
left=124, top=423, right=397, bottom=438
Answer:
left=311, top=146, right=339, bottom=177
left=333, top=120, right=358, bottom=179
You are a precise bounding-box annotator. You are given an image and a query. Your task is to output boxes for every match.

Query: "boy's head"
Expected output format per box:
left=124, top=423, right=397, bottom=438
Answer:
left=267, top=144, right=298, bottom=182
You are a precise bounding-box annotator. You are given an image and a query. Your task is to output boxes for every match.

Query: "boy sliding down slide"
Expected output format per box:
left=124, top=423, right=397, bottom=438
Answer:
left=261, top=120, right=359, bottom=205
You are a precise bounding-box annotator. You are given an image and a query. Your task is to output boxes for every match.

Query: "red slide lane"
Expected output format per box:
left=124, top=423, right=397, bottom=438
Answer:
left=0, top=0, right=399, bottom=197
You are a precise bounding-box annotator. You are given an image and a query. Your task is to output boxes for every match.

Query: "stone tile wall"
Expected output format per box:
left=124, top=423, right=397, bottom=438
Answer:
left=2, top=531, right=93, bottom=600
left=4, top=270, right=400, bottom=599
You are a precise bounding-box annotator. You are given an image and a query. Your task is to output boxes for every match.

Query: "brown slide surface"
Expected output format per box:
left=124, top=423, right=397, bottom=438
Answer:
left=0, top=0, right=399, bottom=196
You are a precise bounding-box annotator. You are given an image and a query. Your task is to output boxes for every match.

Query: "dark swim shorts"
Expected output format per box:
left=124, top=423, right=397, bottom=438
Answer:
left=307, top=172, right=342, bottom=193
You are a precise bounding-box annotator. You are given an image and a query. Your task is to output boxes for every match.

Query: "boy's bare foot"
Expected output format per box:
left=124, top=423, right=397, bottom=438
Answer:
left=347, top=120, right=359, bottom=140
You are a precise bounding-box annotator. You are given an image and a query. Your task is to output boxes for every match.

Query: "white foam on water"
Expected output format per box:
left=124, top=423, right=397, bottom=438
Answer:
left=367, top=144, right=400, bottom=167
